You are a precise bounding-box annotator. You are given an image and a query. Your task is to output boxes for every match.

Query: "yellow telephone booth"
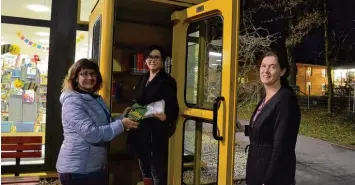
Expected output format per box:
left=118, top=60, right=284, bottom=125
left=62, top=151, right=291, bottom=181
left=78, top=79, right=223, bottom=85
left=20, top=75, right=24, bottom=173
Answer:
left=89, top=0, right=240, bottom=184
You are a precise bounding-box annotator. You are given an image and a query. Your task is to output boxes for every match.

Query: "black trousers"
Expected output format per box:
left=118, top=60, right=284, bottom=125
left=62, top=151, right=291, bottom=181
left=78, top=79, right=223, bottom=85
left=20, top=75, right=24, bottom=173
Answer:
left=128, top=139, right=168, bottom=185
left=135, top=145, right=168, bottom=185
left=58, top=170, right=108, bottom=185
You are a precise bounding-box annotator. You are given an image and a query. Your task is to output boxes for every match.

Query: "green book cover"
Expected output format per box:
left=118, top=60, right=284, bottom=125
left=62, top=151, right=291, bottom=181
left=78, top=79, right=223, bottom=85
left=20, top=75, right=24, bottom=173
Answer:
left=125, top=103, right=148, bottom=121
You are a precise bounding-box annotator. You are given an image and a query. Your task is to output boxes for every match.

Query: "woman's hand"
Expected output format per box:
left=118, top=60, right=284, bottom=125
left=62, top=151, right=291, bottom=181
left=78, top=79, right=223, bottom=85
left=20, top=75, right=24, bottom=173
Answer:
left=122, top=107, right=131, bottom=117
left=122, top=118, right=139, bottom=130
left=154, top=112, right=167, bottom=121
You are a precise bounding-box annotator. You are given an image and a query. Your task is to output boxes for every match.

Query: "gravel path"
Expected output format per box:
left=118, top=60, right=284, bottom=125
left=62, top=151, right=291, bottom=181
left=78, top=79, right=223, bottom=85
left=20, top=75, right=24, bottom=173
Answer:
left=182, top=121, right=247, bottom=185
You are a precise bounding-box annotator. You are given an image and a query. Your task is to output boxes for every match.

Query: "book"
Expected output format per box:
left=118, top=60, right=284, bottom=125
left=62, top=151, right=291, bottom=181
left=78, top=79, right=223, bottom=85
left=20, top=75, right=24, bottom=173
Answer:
left=125, top=103, right=148, bottom=121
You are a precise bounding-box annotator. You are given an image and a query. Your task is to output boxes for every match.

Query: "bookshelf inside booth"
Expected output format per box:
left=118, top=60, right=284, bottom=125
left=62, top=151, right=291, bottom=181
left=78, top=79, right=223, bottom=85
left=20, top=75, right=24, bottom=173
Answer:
left=111, top=21, right=172, bottom=115
left=111, top=45, right=147, bottom=114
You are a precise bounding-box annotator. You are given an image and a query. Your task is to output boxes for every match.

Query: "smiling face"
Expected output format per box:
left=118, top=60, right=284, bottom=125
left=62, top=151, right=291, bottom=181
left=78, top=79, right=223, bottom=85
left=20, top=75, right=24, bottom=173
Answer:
left=77, top=68, right=97, bottom=92
left=259, top=56, right=286, bottom=87
left=145, top=49, right=163, bottom=72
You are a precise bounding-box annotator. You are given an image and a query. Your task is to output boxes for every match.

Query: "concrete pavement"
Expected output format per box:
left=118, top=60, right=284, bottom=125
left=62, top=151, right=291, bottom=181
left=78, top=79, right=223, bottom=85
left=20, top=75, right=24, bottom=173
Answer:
left=235, top=120, right=355, bottom=185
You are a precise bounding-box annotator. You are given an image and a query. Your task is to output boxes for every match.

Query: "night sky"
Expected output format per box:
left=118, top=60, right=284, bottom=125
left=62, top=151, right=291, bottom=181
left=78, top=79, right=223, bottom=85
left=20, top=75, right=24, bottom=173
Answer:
left=247, top=0, right=355, bottom=66
left=295, top=0, right=355, bottom=65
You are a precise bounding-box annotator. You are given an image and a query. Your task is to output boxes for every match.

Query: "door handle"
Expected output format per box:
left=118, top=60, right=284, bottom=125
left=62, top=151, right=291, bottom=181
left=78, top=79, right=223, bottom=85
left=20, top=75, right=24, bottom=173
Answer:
left=213, top=96, right=224, bottom=141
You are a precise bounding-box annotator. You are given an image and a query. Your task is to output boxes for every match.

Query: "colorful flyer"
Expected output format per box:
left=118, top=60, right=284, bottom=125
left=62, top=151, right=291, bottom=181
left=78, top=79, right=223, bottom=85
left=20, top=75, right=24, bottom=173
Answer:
left=23, top=90, right=35, bottom=103
left=27, top=67, right=37, bottom=79
left=1, top=71, right=11, bottom=83
left=11, top=68, right=21, bottom=78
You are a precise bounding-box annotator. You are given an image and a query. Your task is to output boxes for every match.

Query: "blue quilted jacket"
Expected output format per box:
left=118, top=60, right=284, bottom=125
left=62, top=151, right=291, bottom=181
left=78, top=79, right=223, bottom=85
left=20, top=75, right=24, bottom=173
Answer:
left=56, top=90, right=124, bottom=173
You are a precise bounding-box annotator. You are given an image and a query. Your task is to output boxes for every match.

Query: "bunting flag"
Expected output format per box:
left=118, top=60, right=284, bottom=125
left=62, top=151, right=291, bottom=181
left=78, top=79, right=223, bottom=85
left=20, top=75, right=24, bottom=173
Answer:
left=17, top=32, right=49, bottom=51
left=16, top=32, right=85, bottom=51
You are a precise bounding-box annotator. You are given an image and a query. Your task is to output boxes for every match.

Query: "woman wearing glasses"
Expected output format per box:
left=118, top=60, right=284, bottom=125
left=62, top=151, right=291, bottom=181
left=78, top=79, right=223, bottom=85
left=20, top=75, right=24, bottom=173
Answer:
left=128, top=46, right=179, bottom=185
left=56, top=58, right=139, bottom=185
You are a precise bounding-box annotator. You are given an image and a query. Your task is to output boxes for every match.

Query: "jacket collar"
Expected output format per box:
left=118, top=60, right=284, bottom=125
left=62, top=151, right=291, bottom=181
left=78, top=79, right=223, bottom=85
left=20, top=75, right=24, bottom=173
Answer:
left=135, top=70, right=167, bottom=105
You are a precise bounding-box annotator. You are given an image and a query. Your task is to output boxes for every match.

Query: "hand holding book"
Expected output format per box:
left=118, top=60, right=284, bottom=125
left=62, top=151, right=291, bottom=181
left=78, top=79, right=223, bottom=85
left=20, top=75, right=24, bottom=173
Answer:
left=121, top=118, right=139, bottom=130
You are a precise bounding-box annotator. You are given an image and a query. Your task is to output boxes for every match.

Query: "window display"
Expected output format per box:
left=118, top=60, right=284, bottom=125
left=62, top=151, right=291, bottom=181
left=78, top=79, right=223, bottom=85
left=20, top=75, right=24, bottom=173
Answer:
left=1, top=24, right=49, bottom=165
left=1, top=0, right=52, bottom=21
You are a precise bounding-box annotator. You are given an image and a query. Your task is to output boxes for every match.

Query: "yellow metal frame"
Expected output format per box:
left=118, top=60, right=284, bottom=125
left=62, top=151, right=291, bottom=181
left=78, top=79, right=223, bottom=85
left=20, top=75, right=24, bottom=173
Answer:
left=169, top=0, right=240, bottom=184
left=88, top=0, right=115, bottom=105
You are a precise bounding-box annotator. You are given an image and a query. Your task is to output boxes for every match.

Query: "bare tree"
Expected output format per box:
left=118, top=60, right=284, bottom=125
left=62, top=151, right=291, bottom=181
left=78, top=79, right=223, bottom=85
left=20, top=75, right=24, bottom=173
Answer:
left=323, top=28, right=355, bottom=112
left=253, top=0, right=324, bottom=86
left=323, top=0, right=332, bottom=113
left=237, top=11, right=280, bottom=107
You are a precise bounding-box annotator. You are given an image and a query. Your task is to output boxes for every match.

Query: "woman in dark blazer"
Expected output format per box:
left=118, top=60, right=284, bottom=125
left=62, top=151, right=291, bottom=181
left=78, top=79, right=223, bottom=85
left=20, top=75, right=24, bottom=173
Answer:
left=128, top=46, right=179, bottom=185
left=245, top=51, right=301, bottom=185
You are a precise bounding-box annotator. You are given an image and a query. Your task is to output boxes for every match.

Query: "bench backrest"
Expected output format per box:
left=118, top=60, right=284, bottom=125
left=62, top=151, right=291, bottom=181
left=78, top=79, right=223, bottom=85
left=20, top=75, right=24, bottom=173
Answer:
left=1, top=136, right=42, bottom=159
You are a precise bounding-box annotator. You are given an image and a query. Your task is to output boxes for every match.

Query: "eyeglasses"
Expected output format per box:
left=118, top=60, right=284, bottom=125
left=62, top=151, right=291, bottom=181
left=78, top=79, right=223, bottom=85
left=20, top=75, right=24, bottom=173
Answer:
left=146, top=55, right=161, bottom=60
left=79, top=72, right=97, bottom=78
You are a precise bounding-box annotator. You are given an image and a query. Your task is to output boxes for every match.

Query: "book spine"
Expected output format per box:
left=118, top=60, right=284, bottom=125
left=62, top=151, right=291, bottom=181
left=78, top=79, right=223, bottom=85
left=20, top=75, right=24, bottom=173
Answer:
left=132, top=54, right=137, bottom=73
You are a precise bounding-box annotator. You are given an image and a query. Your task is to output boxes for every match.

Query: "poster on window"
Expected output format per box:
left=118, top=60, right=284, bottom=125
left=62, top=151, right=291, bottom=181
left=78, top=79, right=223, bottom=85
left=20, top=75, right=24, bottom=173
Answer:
left=23, top=90, right=35, bottom=103
left=11, top=68, right=21, bottom=78
left=27, top=67, right=37, bottom=79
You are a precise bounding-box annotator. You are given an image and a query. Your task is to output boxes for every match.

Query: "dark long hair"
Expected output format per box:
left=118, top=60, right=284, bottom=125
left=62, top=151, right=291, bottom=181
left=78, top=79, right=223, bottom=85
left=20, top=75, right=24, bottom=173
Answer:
left=261, top=51, right=293, bottom=91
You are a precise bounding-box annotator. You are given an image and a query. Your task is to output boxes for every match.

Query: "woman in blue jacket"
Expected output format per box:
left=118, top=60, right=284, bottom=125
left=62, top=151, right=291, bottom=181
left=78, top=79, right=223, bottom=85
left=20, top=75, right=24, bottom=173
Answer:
left=56, top=58, right=139, bottom=185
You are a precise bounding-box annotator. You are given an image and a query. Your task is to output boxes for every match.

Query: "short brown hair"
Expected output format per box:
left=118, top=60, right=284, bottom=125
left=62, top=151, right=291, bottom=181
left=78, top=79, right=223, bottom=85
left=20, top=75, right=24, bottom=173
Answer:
left=62, top=58, right=103, bottom=92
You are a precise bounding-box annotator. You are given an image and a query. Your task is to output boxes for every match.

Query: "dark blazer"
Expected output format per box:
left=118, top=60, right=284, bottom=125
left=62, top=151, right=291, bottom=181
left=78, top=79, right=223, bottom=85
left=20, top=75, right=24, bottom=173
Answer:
left=245, top=87, right=301, bottom=185
left=127, top=70, right=179, bottom=153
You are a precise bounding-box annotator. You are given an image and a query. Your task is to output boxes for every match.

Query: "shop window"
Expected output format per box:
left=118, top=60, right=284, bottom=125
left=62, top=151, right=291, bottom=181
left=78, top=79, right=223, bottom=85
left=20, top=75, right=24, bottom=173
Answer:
left=78, top=0, right=98, bottom=23
left=75, top=30, right=89, bottom=62
left=1, top=0, right=52, bottom=20
left=1, top=23, right=49, bottom=165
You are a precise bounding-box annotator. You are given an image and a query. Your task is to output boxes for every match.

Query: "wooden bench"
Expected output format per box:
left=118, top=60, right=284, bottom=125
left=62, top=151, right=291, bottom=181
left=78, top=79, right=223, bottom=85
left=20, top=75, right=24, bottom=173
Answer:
left=1, top=136, right=42, bottom=184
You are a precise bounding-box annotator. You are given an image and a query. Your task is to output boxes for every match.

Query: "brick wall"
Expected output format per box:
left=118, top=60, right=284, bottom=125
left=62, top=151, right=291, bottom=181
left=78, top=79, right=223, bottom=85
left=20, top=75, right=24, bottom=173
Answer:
left=296, top=63, right=328, bottom=96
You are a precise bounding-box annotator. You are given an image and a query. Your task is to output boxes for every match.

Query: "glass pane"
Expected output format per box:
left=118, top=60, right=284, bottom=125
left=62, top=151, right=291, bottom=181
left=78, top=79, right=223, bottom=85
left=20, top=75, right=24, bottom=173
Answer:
left=92, top=16, right=102, bottom=65
left=1, top=23, right=49, bottom=165
left=1, top=0, right=51, bottom=20
left=75, top=30, right=89, bottom=62
left=182, top=120, right=219, bottom=184
left=186, top=42, right=199, bottom=105
left=185, top=16, right=223, bottom=109
left=79, top=0, right=97, bottom=23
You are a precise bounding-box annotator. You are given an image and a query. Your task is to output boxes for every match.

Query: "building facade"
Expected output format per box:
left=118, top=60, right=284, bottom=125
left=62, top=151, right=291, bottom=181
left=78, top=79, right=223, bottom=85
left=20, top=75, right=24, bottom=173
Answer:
left=296, top=63, right=328, bottom=96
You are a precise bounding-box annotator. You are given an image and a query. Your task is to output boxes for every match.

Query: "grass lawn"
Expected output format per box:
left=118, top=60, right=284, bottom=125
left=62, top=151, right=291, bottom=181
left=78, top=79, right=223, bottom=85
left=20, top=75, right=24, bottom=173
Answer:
left=237, top=104, right=355, bottom=148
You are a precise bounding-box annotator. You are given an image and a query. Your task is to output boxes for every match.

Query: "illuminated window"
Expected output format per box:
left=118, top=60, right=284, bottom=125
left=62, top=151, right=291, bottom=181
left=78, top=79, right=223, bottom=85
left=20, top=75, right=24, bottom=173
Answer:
left=306, top=82, right=312, bottom=91
left=1, top=23, right=49, bottom=166
left=307, top=67, right=312, bottom=76
left=322, top=68, right=326, bottom=77
left=78, top=0, right=97, bottom=23
left=1, top=0, right=52, bottom=20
